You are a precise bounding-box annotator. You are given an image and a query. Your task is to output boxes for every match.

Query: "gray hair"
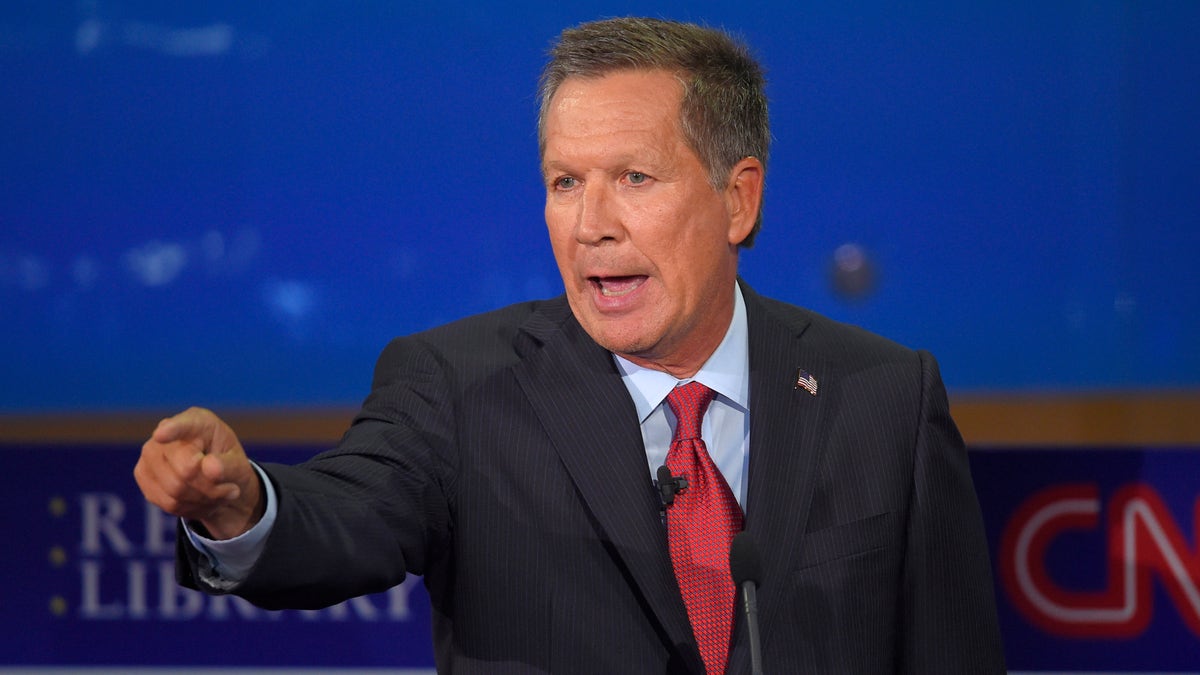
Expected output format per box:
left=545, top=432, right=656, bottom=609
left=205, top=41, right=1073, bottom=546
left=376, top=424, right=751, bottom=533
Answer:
left=538, top=17, right=770, bottom=247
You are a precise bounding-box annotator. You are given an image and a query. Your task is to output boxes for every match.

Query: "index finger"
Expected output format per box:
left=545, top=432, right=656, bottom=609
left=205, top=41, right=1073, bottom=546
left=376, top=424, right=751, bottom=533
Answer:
left=151, top=407, right=218, bottom=447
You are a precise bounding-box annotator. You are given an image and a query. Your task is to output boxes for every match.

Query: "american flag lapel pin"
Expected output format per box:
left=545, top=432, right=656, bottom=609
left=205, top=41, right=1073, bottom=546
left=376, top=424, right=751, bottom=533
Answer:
left=794, top=368, right=818, bottom=396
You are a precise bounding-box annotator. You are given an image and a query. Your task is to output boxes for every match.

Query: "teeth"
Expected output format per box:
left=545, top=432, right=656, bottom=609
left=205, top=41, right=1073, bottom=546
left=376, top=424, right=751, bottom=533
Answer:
left=598, top=277, right=642, bottom=297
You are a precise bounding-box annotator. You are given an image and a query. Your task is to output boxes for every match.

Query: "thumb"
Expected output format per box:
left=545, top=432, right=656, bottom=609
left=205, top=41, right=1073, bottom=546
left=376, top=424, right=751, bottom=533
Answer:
left=199, top=448, right=249, bottom=501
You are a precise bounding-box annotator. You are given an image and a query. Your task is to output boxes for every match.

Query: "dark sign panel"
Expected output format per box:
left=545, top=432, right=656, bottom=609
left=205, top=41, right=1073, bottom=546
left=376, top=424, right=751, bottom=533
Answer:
left=12, top=444, right=433, bottom=668
left=7, top=443, right=1199, bottom=670
left=973, top=449, right=1200, bottom=671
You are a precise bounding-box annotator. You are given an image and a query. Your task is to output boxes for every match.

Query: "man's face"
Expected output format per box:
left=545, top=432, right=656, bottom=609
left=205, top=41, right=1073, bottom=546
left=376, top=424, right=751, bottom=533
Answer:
left=541, top=69, right=760, bottom=377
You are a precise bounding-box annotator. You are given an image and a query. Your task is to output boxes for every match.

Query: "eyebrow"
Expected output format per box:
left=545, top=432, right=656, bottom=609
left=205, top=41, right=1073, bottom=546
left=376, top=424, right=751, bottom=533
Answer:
left=541, top=150, right=669, bottom=176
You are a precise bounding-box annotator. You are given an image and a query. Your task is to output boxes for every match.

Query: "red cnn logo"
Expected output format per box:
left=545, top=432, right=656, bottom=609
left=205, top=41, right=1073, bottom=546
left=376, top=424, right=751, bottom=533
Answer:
left=1000, top=483, right=1200, bottom=639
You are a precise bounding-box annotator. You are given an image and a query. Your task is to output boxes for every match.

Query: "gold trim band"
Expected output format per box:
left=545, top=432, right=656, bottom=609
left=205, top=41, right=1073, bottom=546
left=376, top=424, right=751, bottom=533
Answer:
left=3, top=392, right=1199, bottom=446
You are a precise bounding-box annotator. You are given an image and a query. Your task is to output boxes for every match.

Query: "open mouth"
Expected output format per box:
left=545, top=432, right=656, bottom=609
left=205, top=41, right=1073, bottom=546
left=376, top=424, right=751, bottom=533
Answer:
left=590, top=275, right=647, bottom=298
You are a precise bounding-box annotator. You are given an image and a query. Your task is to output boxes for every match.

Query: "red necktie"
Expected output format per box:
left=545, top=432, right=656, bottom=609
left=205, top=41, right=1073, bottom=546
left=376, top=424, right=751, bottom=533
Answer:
left=664, top=382, right=743, bottom=675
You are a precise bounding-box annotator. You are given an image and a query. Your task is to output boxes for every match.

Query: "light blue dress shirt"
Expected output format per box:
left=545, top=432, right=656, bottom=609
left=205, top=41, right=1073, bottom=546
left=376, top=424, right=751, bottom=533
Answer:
left=191, top=283, right=751, bottom=580
left=613, top=284, right=751, bottom=507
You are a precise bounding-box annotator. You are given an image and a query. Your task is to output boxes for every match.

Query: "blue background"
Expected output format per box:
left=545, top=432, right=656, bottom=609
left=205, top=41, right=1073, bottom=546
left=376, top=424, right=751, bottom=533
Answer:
left=3, top=4, right=1199, bottom=670
left=3, top=1, right=1198, bottom=412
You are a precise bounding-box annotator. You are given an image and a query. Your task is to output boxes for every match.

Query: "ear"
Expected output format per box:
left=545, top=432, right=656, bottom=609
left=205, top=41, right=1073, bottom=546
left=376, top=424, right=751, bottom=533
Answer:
left=723, top=157, right=764, bottom=246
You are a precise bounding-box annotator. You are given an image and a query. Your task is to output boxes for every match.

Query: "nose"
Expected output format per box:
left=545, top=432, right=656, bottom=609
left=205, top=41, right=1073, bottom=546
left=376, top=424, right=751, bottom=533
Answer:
left=575, top=182, right=622, bottom=245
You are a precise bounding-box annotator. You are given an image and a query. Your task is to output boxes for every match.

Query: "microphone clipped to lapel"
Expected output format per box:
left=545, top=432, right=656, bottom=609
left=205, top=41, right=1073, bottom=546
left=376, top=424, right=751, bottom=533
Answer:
left=794, top=368, right=818, bottom=396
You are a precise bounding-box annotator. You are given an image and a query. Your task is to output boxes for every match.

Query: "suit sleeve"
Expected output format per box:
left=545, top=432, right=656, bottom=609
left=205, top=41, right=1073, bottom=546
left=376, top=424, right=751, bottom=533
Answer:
left=900, top=351, right=1006, bottom=673
left=178, top=335, right=458, bottom=610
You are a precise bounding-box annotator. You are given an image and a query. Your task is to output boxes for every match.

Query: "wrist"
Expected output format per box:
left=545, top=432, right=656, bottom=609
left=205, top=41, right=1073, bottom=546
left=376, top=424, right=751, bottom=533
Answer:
left=199, top=475, right=265, bottom=540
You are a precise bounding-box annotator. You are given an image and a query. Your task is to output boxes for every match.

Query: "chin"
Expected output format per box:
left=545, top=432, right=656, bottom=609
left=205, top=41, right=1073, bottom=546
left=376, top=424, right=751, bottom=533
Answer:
left=576, top=314, right=628, bottom=345
left=592, top=326, right=662, bottom=361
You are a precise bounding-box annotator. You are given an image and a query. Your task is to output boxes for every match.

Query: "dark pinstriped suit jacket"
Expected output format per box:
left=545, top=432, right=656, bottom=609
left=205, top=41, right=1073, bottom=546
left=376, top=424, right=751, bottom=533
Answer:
left=180, top=281, right=1005, bottom=673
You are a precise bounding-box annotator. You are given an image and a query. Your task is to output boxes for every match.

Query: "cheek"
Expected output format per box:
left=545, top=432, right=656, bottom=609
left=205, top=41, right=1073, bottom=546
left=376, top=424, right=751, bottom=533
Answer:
left=547, top=240, right=576, bottom=283
left=544, top=212, right=573, bottom=258
left=625, top=203, right=684, bottom=252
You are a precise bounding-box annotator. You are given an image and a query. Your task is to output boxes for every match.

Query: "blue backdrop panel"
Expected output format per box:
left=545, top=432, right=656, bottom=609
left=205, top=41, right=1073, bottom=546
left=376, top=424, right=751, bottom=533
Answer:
left=2, top=2, right=1199, bottom=412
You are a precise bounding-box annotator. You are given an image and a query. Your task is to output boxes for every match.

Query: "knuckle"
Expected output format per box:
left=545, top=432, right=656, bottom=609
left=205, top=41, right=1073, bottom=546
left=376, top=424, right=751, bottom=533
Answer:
left=132, top=461, right=150, bottom=488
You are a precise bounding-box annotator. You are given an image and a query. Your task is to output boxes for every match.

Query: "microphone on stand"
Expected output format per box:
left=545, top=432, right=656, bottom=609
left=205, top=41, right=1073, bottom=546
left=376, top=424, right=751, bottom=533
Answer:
left=730, top=531, right=764, bottom=675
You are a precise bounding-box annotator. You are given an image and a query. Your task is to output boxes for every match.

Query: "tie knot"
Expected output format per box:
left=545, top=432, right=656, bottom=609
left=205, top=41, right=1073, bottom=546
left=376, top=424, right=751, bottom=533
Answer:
left=666, top=382, right=716, bottom=441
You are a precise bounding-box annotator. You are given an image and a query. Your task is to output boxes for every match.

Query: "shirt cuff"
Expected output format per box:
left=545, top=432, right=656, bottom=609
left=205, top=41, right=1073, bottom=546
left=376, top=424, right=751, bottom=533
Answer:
left=182, top=461, right=279, bottom=585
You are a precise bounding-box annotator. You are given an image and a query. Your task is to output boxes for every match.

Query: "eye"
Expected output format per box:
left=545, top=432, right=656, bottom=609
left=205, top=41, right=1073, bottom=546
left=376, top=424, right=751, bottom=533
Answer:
left=553, top=176, right=578, bottom=191
left=626, top=172, right=648, bottom=185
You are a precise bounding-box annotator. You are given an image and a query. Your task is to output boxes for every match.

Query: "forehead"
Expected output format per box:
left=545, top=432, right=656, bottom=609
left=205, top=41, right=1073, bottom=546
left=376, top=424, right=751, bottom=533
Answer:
left=545, top=70, right=684, bottom=135
left=542, top=69, right=691, bottom=169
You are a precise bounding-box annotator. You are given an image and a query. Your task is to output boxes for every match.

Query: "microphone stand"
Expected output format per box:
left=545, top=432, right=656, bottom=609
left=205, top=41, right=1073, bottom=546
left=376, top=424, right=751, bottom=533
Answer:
left=730, top=531, right=764, bottom=675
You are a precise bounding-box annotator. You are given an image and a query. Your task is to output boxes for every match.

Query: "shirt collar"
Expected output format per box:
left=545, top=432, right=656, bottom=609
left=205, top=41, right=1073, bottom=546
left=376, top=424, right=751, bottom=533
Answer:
left=613, top=283, right=750, bottom=423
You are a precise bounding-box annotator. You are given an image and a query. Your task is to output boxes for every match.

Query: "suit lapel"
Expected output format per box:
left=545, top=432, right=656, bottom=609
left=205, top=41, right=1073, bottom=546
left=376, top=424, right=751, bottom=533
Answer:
left=741, top=284, right=833, bottom=636
left=511, top=289, right=829, bottom=667
left=512, top=300, right=698, bottom=658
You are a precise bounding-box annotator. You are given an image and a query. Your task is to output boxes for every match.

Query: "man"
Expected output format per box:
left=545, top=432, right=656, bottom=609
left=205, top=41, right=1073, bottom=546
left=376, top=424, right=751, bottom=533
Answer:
left=135, top=17, right=1005, bottom=674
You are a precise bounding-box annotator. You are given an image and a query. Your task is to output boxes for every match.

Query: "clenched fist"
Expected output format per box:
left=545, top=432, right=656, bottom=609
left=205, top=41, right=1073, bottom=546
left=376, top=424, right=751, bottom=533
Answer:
left=134, top=407, right=264, bottom=540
